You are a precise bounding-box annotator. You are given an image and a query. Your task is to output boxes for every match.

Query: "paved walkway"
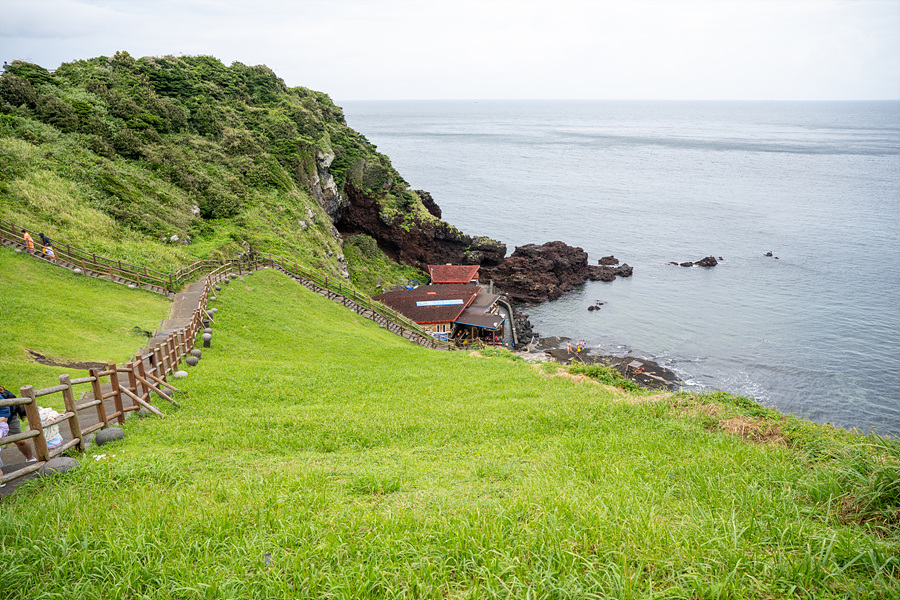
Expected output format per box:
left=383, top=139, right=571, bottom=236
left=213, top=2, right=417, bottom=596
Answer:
left=0, top=386, right=141, bottom=497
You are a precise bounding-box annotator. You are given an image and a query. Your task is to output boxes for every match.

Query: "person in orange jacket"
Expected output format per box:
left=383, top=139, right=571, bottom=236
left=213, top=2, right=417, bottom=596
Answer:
left=21, top=230, right=34, bottom=254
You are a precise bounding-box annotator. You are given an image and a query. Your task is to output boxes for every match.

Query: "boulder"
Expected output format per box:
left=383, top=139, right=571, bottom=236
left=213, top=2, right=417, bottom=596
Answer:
left=680, top=262, right=694, bottom=267
left=203, top=328, right=213, bottom=334
left=95, top=427, right=125, bottom=446
left=202, top=333, right=212, bottom=343
left=616, top=264, right=633, bottom=277
left=173, top=370, right=189, bottom=379
left=128, top=284, right=137, bottom=289
left=214, top=285, right=221, bottom=291
left=696, top=256, right=718, bottom=268
left=186, top=356, right=199, bottom=366
left=209, top=296, right=216, bottom=302
left=598, top=255, right=619, bottom=266
left=190, top=349, right=202, bottom=358
left=39, top=457, right=79, bottom=476
left=73, top=268, right=83, bottom=275
left=486, top=241, right=630, bottom=303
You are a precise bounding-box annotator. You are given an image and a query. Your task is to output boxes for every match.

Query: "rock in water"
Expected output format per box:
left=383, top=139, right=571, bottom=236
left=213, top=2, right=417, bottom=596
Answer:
left=486, top=241, right=631, bottom=303
left=696, top=256, right=718, bottom=268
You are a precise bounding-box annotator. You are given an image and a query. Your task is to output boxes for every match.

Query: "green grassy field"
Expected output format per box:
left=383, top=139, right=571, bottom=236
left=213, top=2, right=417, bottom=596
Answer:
left=0, top=267, right=896, bottom=599
left=0, top=248, right=170, bottom=406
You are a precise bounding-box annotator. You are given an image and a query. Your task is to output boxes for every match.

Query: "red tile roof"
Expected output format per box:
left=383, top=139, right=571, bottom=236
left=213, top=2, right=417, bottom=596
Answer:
left=374, top=285, right=481, bottom=324
left=428, top=264, right=480, bottom=285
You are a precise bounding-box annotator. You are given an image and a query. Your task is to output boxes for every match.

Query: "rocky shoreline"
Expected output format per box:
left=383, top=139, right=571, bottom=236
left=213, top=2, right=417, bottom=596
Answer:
left=513, top=335, right=681, bottom=391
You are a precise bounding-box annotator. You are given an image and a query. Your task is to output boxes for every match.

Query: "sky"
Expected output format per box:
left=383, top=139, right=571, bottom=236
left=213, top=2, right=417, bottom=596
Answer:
left=2, top=0, right=898, bottom=101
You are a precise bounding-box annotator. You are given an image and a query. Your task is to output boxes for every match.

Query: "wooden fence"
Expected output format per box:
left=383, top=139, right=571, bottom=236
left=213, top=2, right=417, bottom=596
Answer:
left=1, top=217, right=450, bottom=349
left=0, top=280, right=211, bottom=486
left=0, top=217, right=176, bottom=294
left=0, top=219, right=458, bottom=483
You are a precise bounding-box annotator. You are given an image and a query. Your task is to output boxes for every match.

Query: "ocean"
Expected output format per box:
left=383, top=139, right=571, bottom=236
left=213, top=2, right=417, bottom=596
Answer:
left=340, top=100, right=900, bottom=436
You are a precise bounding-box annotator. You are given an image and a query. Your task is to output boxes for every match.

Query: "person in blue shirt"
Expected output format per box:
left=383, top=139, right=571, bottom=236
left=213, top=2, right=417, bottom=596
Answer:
left=0, top=386, right=37, bottom=465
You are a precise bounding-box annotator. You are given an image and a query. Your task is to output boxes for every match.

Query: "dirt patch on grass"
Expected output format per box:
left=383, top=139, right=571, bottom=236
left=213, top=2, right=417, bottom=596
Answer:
left=26, top=349, right=106, bottom=371
left=679, top=402, right=726, bottom=419
left=550, top=372, right=591, bottom=384
left=719, top=415, right=786, bottom=445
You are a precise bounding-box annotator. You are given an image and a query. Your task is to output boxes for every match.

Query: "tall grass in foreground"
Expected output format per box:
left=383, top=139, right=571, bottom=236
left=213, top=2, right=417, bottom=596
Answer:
left=0, top=269, right=897, bottom=599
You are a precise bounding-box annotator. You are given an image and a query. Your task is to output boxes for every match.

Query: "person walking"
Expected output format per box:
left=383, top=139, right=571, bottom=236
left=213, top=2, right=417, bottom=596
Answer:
left=21, top=230, right=34, bottom=254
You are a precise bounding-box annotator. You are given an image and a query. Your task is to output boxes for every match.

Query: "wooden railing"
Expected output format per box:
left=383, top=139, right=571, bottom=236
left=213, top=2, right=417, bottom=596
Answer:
left=0, top=215, right=462, bottom=486
left=0, top=217, right=176, bottom=293
left=0, top=281, right=211, bottom=486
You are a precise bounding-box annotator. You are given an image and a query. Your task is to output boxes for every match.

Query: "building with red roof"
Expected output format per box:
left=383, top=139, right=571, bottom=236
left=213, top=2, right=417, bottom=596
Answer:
left=428, top=264, right=480, bottom=285
left=373, top=280, right=504, bottom=342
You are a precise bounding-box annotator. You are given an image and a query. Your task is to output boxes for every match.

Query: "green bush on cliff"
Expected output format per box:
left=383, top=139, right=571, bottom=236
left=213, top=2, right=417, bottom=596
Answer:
left=0, top=53, right=434, bottom=281
left=342, top=234, right=426, bottom=296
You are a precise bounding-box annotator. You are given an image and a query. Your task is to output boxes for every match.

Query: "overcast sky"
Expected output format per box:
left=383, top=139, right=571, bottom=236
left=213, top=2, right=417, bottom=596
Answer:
left=2, top=0, right=898, bottom=101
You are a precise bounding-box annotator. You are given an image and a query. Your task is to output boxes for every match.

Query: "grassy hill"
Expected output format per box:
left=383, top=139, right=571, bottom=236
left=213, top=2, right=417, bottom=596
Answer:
left=0, top=248, right=170, bottom=395
left=0, top=54, right=429, bottom=290
left=0, top=263, right=896, bottom=598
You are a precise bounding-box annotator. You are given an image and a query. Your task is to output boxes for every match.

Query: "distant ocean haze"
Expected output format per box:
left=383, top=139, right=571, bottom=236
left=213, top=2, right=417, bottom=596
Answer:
left=341, top=100, right=900, bottom=436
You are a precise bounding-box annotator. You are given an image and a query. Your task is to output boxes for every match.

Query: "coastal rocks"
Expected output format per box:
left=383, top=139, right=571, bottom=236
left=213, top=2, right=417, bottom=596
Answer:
left=512, top=310, right=535, bottom=348
left=485, top=241, right=630, bottom=303
left=416, top=190, right=442, bottom=219
left=599, top=255, right=619, bottom=266
left=671, top=256, right=719, bottom=268
left=587, top=301, right=605, bottom=312
left=310, top=150, right=348, bottom=222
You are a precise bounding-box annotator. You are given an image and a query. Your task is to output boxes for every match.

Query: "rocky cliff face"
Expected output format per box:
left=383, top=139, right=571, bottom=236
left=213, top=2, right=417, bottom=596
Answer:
left=332, top=183, right=632, bottom=302
left=335, top=185, right=506, bottom=270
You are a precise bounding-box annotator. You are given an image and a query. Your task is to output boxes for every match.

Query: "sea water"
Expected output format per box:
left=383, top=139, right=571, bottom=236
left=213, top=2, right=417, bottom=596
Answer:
left=340, top=100, right=900, bottom=436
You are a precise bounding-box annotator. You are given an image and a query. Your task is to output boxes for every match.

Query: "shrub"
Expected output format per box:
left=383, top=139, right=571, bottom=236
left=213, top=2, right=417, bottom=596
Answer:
left=111, top=128, right=143, bottom=158
left=35, top=95, right=79, bottom=133
left=87, top=135, right=115, bottom=159
left=568, top=362, right=640, bottom=391
left=0, top=74, right=37, bottom=109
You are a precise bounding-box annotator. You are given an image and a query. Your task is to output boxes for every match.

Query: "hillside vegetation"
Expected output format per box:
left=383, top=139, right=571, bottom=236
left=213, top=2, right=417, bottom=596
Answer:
left=0, top=248, right=170, bottom=393
left=0, top=264, right=897, bottom=598
left=0, top=54, right=428, bottom=288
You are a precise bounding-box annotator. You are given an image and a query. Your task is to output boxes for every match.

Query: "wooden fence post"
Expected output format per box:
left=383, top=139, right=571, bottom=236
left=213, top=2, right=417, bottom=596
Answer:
left=108, top=362, right=126, bottom=425
left=167, top=334, right=177, bottom=370
left=125, top=361, right=140, bottom=412
left=154, top=346, right=165, bottom=379
left=19, top=385, right=50, bottom=463
left=88, top=368, right=110, bottom=430
left=59, top=374, right=85, bottom=452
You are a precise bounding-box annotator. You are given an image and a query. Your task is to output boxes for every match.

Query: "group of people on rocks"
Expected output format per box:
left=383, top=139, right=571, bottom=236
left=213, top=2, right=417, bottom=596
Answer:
left=21, top=230, right=56, bottom=262
left=567, top=340, right=587, bottom=354
left=0, top=384, right=63, bottom=487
